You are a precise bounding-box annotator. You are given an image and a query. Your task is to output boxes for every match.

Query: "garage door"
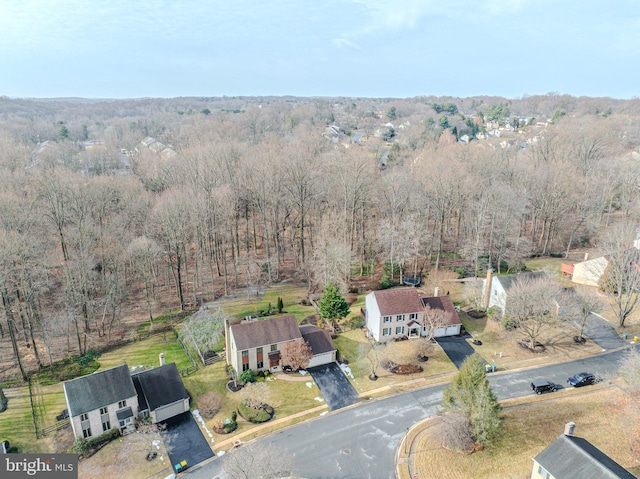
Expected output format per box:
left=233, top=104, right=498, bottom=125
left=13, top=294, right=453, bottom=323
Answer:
left=155, top=401, right=188, bottom=423
left=445, top=325, right=461, bottom=336
left=307, top=352, right=335, bottom=368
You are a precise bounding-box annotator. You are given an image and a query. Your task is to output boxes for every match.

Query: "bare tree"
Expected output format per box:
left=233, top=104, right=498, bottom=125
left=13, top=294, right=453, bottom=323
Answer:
left=565, top=286, right=604, bottom=341
left=422, top=304, right=453, bottom=341
left=503, top=276, right=564, bottom=350
left=126, top=236, right=162, bottom=325
left=413, top=337, right=434, bottom=361
left=598, top=228, right=640, bottom=327
left=239, top=382, right=274, bottom=409
left=197, top=391, right=222, bottom=419
left=180, top=307, right=225, bottom=364
left=279, top=338, right=312, bottom=370
left=222, top=443, right=295, bottom=479
left=619, top=348, right=640, bottom=395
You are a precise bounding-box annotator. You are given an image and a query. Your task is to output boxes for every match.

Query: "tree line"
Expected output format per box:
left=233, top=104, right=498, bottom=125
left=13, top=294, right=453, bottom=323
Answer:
left=1, top=93, right=639, bottom=380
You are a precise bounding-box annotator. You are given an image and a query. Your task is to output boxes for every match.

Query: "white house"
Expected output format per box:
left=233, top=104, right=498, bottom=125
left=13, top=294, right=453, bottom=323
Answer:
left=365, top=288, right=462, bottom=343
left=482, top=270, right=546, bottom=315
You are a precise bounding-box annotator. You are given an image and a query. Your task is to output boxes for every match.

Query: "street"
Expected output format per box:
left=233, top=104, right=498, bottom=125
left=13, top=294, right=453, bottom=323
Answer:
left=188, top=348, right=629, bottom=479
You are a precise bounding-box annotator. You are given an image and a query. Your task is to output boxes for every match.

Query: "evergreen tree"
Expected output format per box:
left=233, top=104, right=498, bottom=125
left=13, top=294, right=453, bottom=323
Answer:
left=442, top=353, right=501, bottom=446
left=277, top=296, right=284, bottom=314
left=318, top=282, right=350, bottom=321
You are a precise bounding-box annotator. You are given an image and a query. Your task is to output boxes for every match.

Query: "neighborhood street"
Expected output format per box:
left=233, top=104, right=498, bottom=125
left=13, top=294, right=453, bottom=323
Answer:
left=188, top=348, right=631, bottom=479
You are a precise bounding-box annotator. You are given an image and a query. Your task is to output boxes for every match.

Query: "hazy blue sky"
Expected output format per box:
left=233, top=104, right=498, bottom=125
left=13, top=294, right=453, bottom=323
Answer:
left=1, top=0, right=638, bottom=99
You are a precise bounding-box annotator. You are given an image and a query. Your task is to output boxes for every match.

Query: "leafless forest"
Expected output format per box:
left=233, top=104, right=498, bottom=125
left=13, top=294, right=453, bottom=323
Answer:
left=1, top=93, right=640, bottom=381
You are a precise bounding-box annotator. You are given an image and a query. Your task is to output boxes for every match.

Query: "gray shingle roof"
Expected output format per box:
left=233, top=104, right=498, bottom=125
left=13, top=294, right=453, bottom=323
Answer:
left=230, top=315, right=301, bottom=351
left=133, top=363, right=189, bottom=411
left=63, top=364, right=136, bottom=417
left=495, top=271, right=546, bottom=291
left=299, top=324, right=336, bottom=355
left=534, top=434, right=637, bottom=479
left=116, top=406, right=133, bottom=420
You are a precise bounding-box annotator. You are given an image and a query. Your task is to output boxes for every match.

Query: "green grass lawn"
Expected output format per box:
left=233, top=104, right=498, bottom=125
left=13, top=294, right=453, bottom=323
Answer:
left=0, top=387, right=41, bottom=453
left=213, top=284, right=316, bottom=322
left=98, top=331, right=193, bottom=371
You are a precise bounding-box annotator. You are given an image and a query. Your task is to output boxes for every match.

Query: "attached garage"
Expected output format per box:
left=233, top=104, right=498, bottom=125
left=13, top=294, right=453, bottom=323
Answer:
left=132, top=363, right=190, bottom=425
left=154, top=399, right=190, bottom=423
left=300, top=324, right=337, bottom=369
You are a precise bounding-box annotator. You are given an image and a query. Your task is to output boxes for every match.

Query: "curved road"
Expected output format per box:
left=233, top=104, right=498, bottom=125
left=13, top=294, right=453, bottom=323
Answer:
left=189, top=348, right=631, bottom=479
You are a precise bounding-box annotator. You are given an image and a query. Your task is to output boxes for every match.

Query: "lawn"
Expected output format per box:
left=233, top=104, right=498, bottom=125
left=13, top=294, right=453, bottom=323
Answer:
left=212, top=283, right=317, bottom=322
left=408, top=385, right=640, bottom=479
left=99, top=331, right=193, bottom=372
left=458, top=310, right=603, bottom=371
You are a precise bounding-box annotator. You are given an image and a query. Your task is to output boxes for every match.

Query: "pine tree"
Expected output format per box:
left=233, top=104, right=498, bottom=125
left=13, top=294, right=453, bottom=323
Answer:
left=442, top=353, right=501, bottom=446
left=318, top=282, right=350, bottom=321
left=277, top=296, right=284, bottom=314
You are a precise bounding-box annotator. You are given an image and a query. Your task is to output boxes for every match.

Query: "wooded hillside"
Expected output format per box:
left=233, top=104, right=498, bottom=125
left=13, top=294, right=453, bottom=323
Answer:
left=1, top=93, right=639, bottom=380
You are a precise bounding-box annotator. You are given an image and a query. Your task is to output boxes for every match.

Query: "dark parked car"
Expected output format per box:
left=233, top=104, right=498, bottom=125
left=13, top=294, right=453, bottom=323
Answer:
left=567, top=372, right=596, bottom=387
left=531, top=379, right=559, bottom=394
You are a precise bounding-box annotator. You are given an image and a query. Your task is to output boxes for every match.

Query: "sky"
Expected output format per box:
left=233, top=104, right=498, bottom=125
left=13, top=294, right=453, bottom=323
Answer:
left=0, top=0, right=638, bottom=99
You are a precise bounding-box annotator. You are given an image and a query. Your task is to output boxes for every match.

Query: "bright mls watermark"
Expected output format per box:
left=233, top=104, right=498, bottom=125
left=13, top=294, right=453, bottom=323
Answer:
left=2, top=454, right=78, bottom=478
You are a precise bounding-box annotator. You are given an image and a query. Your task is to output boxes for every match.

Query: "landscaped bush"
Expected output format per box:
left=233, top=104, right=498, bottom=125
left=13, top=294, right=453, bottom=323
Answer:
left=347, top=315, right=365, bottom=329
left=238, top=399, right=273, bottom=423
left=239, top=369, right=255, bottom=384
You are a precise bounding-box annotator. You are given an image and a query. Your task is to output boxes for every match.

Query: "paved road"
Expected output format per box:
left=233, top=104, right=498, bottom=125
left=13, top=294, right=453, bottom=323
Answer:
left=189, top=348, right=631, bottom=479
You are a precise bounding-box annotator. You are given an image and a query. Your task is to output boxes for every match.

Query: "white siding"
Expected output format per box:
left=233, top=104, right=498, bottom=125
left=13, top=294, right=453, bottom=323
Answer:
left=69, top=395, right=138, bottom=439
left=572, top=257, right=608, bottom=287
left=307, top=352, right=336, bottom=368
left=365, top=292, right=382, bottom=341
left=153, top=398, right=189, bottom=423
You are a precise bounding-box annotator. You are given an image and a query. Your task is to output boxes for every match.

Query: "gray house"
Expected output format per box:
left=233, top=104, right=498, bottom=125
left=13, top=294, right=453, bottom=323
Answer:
left=532, top=422, right=637, bottom=479
left=64, top=362, right=190, bottom=440
left=482, top=270, right=547, bottom=314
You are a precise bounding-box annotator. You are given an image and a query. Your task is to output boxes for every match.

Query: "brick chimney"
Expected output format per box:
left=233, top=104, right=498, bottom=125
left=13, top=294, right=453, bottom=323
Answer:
left=434, top=286, right=441, bottom=297
left=482, top=269, right=493, bottom=310
left=564, top=421, right=575, bottom=436
left=224, top=318, right=231, bottom=365
left=159, top=353, right=165, bottom=366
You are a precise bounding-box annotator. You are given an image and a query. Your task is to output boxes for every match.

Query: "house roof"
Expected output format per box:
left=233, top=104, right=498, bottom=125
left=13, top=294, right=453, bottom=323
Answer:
left=494, top=271, right=546, bottom=291
left=421, top=295, right=461, bottom=326
left=230, top=315, right=301, bottom=351
left=534, top=434, right=637, bottom=479
left=132, top=363, right=189, bottom=412
left=371, top=288, right=425, bottom=316
left=299, top=324, right=336, bottom=355
left=64, top=364, right=136, bottom=417
left=132, top=374, right=149, bottom=412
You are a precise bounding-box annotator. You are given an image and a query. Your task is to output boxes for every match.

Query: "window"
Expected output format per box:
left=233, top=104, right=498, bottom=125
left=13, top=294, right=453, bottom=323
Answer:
left=396, top=326, right=404, bottom=335
left=119, top=418, right=131, bottom=428
left=410, top=313, right=417, bottom=320
left=383, top=328, right=391, bottom=336
left=82, top=427, right=92, bottom=438
left=100, top=406, right=108, bottom=415
left=270, top=344, right=277, bottom=351
left=257, top=347, right=264, bottom=368
left=537, top=465, right=550, bottom=479
left=396, top=314, right=404, bottom=322
left=118, top=400, right=127, bottom=409
left=80, top=413, right=89, bottom=422
left=242, top=363, right=250, bottom=372
left=383, top=316, right=391, bottom=323
left=102, top=420, right=111, bottom=432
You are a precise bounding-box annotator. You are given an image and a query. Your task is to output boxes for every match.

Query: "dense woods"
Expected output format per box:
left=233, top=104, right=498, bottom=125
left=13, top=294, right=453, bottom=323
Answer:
left=1, top=93, right=640, bottom=380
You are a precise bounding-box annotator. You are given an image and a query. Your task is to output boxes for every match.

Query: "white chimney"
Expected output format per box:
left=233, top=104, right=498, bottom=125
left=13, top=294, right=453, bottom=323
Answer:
left=434, top=286, right=441, bottom=297
left=564, top=421, right=575, bottom=436
left=584, top=252, right=590, bottom=261
left=159, top=353, right=165, bottom=366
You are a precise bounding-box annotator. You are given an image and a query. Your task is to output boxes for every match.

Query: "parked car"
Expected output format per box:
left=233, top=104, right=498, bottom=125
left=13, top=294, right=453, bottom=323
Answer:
left=531, top=379, right=559, bottom=394
left=567, top=372, right=596, bottom=387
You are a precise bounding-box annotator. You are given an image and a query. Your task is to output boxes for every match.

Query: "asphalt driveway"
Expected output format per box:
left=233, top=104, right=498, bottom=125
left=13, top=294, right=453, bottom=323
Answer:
left=307, top=362, right=359, bottom=411
left=159, top=412, right=214, bottom=472
left=581, top=313, right=628, bottom=350
left=436, top=332, right=484, bottom=369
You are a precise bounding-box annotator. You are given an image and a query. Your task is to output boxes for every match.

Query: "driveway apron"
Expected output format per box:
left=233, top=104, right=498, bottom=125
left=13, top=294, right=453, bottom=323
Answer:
left=159, top=412, right=214, bottom=471
left=582, top=312, right=628, bottom=350
left=435, top=333, right=483, bottom=369
left=307, top=362, right=359, bottom=411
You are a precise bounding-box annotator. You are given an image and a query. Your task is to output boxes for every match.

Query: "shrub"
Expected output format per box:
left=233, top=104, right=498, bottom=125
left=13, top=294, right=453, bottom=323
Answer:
left=72, top=438, right=89, bottom=454
left=239, top=369, right=255, bottom=384
left=238, top=399, right=272, bottom=423
left=86, top=428, right=120, bottom=449
left=198, top=391, right=223, bottom=419
left=348, top=315, right=365, bottom=329
left=454, top=267, right=467, bottom=279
